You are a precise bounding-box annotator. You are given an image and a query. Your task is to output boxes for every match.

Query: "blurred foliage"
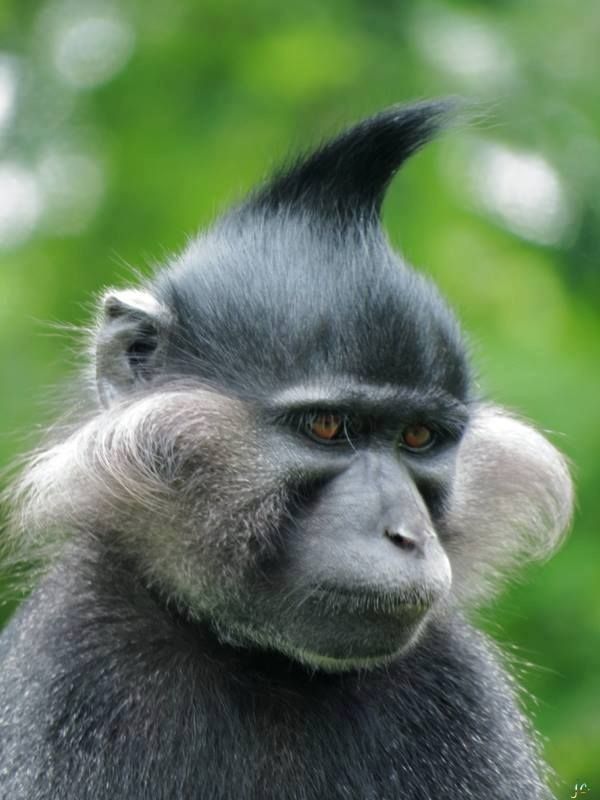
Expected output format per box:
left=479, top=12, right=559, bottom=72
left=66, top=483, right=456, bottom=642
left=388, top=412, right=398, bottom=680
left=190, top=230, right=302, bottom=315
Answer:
left=0, top=0, right=599, bottom=793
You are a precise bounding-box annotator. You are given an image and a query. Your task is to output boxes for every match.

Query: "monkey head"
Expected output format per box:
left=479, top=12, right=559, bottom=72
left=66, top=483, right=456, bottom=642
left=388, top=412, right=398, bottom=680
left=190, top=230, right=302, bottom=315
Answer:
left=12, top=101, right=573, bottom=671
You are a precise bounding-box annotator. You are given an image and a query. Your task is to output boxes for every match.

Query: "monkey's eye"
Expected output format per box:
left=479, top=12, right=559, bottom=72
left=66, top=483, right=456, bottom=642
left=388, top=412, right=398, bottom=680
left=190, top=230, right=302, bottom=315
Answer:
left=306, top=412, right=345, bottom=442
left=282, top=410, right=364, bottom=445
left=399, top=424, right=434, bottom=452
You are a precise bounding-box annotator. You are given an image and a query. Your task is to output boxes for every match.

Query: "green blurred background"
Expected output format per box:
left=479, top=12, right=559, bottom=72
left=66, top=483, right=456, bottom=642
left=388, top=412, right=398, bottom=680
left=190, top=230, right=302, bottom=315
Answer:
left=1, top=0, right=598, bottom=793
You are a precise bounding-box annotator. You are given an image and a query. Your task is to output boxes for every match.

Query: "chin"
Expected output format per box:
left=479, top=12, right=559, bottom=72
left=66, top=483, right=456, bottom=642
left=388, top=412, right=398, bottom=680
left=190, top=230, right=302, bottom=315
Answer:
left=278, top=612, right=431, bottom=672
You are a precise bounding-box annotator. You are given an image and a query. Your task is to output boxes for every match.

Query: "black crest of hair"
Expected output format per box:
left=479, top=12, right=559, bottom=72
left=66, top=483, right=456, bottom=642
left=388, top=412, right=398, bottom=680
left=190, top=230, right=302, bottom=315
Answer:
left=249, top=98, right=458, bottom=222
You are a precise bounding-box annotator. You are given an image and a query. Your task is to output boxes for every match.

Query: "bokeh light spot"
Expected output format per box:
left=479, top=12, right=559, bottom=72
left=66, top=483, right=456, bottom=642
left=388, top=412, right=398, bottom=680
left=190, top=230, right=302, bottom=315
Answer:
left=0, top=55, right=19, bottom=133
left=470, top=143, right=572, bottom=246
left=413, top=8, right=516, bottom=86
left=51, top=9, right=135, bottom=90
left=37, top=150, right=106, bottom=235
left=0, top=163, right=44, bottom=249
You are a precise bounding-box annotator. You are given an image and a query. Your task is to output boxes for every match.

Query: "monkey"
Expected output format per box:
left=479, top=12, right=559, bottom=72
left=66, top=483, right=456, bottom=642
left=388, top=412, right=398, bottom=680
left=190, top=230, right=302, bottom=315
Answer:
left=0, top=100, right=573, bottom=800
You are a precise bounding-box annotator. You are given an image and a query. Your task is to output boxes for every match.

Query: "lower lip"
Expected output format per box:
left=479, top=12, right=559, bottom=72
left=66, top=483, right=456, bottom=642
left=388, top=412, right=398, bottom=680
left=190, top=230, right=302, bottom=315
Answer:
left=310, top=586, right=432, bottom=616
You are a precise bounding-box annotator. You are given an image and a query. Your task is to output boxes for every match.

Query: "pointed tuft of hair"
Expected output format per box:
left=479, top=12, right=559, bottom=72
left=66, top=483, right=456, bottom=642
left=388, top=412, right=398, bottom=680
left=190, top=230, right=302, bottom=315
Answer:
left=250, top=98, right=459, bottom=223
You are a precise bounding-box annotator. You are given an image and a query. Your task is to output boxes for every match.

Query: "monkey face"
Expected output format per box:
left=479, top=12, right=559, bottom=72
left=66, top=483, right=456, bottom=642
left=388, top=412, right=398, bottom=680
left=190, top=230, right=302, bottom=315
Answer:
left=228, top=393, right=457, bottom=668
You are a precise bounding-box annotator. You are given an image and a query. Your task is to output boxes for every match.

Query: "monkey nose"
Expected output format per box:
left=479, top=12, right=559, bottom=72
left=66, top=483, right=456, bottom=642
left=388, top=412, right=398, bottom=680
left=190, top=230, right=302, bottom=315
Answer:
left=383, top=526, right=430, bottom=555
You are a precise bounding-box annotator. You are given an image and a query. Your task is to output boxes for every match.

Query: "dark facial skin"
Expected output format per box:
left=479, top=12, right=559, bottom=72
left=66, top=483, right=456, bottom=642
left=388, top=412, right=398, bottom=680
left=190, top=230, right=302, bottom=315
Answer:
left=227, top=382, right=461, bottom=669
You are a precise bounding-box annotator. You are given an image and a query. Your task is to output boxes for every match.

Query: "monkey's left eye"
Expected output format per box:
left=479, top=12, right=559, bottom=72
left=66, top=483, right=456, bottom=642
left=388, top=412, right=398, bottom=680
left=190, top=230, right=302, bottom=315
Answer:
left=399, top=424, right=435, bottom=452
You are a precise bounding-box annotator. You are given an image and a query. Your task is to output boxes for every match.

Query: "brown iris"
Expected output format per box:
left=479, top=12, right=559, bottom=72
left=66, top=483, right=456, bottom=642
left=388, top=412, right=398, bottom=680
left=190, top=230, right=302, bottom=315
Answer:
left=308, top=413, right=344, bottom=441
left=400, top=424, right=434, bottom=451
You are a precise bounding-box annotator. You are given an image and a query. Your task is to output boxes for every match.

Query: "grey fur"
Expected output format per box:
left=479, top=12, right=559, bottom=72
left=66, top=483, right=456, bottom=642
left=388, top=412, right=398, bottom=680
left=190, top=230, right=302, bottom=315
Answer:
left=7, top=385, right=284, bottom=614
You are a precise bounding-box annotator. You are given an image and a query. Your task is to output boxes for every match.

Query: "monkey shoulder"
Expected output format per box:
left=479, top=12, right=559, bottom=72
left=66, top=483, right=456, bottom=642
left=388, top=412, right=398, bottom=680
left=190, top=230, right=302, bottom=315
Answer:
left=0, top=550, right=212, bottom=800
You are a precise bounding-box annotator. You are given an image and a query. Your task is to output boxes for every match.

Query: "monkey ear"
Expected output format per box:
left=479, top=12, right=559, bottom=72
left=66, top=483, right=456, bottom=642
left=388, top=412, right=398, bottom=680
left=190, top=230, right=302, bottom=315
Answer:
left=95, top=288, right=172, bottom=407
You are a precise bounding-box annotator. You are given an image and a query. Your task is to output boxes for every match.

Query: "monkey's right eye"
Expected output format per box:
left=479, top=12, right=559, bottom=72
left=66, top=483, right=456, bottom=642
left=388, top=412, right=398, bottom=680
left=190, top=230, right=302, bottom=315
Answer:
left=306, top=412, right=345, bottom=442
left=292, top=410, right=364, bottom=445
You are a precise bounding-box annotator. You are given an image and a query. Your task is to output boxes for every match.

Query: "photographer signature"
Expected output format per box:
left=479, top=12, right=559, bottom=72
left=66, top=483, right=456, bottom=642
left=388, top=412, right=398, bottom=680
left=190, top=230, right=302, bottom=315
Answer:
left=571, top=784, right=590, bottom=798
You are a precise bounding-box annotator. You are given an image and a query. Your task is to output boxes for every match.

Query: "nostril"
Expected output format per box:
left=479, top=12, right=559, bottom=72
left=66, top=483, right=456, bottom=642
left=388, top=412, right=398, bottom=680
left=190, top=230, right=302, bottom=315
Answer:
left=384, top=527, right=419, bottom=552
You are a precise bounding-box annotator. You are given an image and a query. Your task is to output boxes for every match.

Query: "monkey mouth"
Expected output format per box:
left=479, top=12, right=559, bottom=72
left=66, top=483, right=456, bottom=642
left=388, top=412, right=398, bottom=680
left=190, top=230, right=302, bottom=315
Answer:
left=309, top=584, right=436, bottom=619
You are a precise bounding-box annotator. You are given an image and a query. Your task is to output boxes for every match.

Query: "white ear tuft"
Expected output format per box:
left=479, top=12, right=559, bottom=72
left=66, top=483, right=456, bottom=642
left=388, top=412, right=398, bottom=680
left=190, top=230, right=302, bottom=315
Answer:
left=444, top=405, right=574, bottom=603
left=102, top=289, right=171, bottom=322
left=95, top=287, right=172, bottom=407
